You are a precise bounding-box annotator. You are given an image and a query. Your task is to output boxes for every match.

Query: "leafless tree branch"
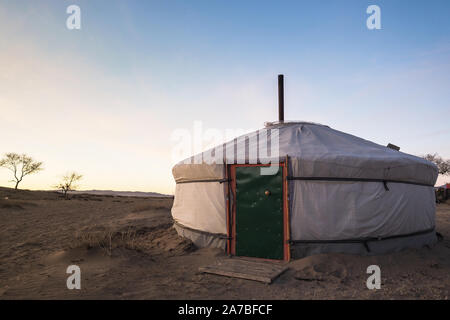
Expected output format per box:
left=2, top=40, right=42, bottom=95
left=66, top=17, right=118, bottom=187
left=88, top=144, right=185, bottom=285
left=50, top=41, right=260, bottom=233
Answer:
left=422, top=153, right=450, bottom=175
left=54, top=172, right=83, bottom=199
left=0, top=153, right=43, bottom=189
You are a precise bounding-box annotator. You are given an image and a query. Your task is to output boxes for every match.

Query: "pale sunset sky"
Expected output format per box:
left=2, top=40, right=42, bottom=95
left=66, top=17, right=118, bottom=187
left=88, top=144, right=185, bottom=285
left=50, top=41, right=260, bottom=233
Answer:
left=0, top=0, right=449, bottom=194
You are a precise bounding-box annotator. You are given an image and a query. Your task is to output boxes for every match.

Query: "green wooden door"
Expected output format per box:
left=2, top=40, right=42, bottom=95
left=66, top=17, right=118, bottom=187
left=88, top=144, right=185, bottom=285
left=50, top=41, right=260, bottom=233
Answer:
left=235, top=166, right=284, bottom=260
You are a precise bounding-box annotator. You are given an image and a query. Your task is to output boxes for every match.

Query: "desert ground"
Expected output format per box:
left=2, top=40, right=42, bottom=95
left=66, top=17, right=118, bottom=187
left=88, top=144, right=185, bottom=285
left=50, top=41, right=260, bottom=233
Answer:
left=0, top=186, right=449, bottom=300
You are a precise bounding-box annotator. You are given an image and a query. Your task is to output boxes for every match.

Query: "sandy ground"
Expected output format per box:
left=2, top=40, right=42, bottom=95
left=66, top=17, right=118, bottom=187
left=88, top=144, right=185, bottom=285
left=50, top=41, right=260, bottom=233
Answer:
left=0, top=186, right=449, bottom=300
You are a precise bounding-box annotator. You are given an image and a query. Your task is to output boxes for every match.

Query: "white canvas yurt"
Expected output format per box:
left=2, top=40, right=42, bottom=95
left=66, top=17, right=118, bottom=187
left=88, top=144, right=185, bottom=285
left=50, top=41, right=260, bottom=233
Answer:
left=171, top=76, right=438, bottom=261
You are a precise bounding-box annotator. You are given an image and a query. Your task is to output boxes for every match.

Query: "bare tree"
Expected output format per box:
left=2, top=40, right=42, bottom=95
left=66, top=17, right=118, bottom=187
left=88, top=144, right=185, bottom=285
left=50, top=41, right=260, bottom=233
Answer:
left=422, top=153, right=450, bottom=175
left=0, top=153, right=43, bottom=189
left=55, top=172, right=83, bottom=199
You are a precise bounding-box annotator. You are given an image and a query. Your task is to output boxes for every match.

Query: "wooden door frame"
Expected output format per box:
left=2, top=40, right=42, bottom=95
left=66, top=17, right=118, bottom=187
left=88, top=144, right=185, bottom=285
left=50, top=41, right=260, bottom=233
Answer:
left=227, top=163, right=290, bottom=261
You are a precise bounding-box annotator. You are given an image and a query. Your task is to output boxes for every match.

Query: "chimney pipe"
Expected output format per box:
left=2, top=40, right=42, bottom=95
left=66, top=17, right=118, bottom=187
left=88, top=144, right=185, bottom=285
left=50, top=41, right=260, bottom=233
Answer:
left=278, top=74, right=284, bottom=122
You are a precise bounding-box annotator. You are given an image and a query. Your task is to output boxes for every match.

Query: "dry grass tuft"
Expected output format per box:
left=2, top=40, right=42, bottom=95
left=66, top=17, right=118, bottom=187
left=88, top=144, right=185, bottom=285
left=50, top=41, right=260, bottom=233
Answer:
left=0, top=199, right=38, bottom=210
left=74, top=226, right=138, bottom=256
left=132, top=199, right=173, bottom=213
left=73, top=223, right=193, bottom=257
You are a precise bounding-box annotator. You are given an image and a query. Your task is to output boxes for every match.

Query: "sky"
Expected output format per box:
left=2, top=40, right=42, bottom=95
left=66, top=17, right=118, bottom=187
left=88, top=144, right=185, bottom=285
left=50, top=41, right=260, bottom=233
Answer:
left=0, top=0, right=449, bottom=194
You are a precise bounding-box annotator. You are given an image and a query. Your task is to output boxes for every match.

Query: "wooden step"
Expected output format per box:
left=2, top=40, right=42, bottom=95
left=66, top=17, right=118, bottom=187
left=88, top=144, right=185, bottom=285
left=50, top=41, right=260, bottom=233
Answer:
left=199, top=257, right=288, bottom=284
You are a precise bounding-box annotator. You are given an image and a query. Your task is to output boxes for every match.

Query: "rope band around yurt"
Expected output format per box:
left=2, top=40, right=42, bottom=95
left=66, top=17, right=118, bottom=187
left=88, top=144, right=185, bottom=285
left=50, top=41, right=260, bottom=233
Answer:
left=289, top=227, right=437, bottom=252
left=176, top=177, right=433, bottom=189
left=176, top=178, right=231, bottom=184
left=287, top=176, right=434, bottom=190
left=173, top=221, right=229, bottom=239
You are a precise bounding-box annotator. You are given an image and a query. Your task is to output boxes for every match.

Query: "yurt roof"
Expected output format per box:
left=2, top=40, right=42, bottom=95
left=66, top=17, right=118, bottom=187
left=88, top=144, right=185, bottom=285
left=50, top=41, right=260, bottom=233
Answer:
left=173, top=121, right=438, bottom=186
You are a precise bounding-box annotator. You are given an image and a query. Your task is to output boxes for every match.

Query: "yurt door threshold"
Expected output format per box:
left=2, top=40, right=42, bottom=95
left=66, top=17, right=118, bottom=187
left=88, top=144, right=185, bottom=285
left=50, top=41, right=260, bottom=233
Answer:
left=228, top=163, right=290, bottom=261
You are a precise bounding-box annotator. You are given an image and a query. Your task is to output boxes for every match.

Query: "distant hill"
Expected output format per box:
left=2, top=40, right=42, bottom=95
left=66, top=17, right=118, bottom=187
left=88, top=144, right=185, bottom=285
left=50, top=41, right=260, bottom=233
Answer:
left=0, top=186, right=173, bottom=198
left=69, top=190, right=173, bottom=198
